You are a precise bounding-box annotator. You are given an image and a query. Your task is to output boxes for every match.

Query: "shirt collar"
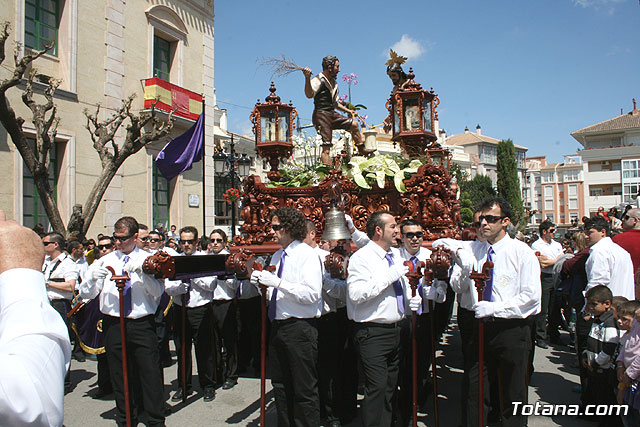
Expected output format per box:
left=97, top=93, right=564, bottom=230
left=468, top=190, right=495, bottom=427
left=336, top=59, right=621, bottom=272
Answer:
left=590, top=236, right=611, bottom=252
left=116, top=246, right=139, bottom=260
left=489, top=233, right=511, bottom=253
left=284, top=240, right=302, bottom=255
left=367, top=240, right=391, bottom=259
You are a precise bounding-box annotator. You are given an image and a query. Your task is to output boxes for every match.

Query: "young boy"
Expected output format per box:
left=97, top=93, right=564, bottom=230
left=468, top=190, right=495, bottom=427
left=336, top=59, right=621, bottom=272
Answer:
left=616, top=302, right=640, bottom=427
left=582, top=285, right=622, bottom=426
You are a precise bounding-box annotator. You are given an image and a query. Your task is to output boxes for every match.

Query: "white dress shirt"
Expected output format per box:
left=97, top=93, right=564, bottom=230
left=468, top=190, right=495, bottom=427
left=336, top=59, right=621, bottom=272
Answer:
left=460, top=235, right=541, bottom=319
left=446, top=240, right=490, bottom=310
left=165, top=251, right=215, bottom=308
left=212, top=249, right=239, bottom=300
left=267, top=240, right=323, bottom=320
left=73, top=256, right=89, bottom=286
left=0, top=268, right=71, bottom=427
left=585, top=236, right=635, bottom=299
left=396, top=246, right=445, bottom=313
left=531, top=238, right=564, bottom=274
left=79, top=247, right=164, bottom=319
left=347, top=240, right=408, bottom=324
left=43, top=252, right=78, bottom=301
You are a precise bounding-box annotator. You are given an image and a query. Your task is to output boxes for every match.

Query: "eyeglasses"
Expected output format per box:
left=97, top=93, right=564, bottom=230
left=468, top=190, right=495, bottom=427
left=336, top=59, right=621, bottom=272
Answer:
left=43, top=241, right=55, bottom=246
left=478, top=215, right=505, bottom=224
left=210, top=238, right=224, bottom=243
left=179, top=239, right=196, bottom=245
left=403, top=232, right=423, bottom=239
left=138, top=236, right=149, bottom=242
left=148, top=238, right=161, bottom=243
left=113, top=234, right=134, bottom=242
left=271, top=224, right=284, bottom=231
left=548, top=229, right=556, bottom=233
left=97, top=244, right=113, bottom=250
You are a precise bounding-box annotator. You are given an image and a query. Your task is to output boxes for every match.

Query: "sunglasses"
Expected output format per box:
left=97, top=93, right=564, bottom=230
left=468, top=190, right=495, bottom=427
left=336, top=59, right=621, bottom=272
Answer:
left=548, top=229, right=556, bottom=233
left=113, top=234, right=134, bottom=242
left=97, top=244, right=113, bottom=250
left=210, top=238, right=224, bottom=243
left=138, top=236, right=149, bottom=242
left=403, top=232, right=423, bottom=239
left=271, top=224, right=284, bottom=231
left=478, top=215, right=505, bottom=224
left=43, top=241, right=55, bottom=246
left=179, top=239, right=196, bottom=245
left=148, top=238, right=161, bottom=243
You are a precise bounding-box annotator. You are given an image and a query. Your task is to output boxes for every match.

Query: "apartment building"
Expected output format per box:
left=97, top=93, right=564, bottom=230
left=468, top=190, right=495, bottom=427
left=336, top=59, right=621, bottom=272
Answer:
left=571, top=102, right=640, bottom=214
left=0, top=0, right=256, bottom=237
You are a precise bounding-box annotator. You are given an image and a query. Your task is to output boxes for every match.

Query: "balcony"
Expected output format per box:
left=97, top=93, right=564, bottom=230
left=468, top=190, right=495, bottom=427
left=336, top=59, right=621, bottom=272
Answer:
left=578, top=145, right=640, bottom=161
left=585, top=170, right=621, bottom=185
left=585, top=195, right=621, bottom=212
left=143, top=77, right=203, bottom=121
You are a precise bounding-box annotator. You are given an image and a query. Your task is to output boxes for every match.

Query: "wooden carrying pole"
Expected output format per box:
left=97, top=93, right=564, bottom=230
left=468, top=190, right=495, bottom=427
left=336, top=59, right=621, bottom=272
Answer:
left=181, top=292, right=187, bottom=402
left=470, top=261, right=494, bottom=427
left=105, top=267, right=132, bottom=427
left=255, top=263, right=276, bottom=427
left=422, top=260, right=439, bottom=427
left=404, top=259, right=424, bottom=427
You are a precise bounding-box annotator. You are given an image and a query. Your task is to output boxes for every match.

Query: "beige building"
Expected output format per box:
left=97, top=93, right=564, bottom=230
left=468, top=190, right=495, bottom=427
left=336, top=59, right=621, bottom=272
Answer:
left=0, top=0, right=254, bottom=238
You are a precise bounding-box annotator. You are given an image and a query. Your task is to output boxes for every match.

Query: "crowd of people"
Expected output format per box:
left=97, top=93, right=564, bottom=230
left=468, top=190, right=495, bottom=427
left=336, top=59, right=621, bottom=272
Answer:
left=2, top=199, right=640, bottom=427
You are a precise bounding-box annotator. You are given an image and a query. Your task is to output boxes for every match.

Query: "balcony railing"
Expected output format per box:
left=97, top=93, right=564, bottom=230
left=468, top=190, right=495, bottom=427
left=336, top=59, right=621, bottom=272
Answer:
left=143, top=77, right=203, bottom=121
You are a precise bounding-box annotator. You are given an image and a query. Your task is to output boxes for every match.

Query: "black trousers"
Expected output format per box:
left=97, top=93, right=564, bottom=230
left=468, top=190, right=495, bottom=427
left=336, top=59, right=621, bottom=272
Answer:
left=270, top=317, right=320, bottom=427
left=466, top=317, right=532, bottom=427
left=535, top=273, right=555, bottom=342
left=212, top=299, right=239, bottom=382
left=173, top=303, right=215, bottom=390
left=50, top=299, right=72, bottom=389
left=354, top=321, right=401, bottom=427
left=238, top=296, right=262, bottom=373
left=318, top=308, right=357, bottom=423
left=97, top=352, right=112, bottom=393
left=103, top=314, right=165, bottom=427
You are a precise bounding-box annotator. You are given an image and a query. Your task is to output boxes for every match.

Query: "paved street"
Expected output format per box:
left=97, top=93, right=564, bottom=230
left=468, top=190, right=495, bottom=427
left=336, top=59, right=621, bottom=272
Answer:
left=64, top=312, right=598, bottom=427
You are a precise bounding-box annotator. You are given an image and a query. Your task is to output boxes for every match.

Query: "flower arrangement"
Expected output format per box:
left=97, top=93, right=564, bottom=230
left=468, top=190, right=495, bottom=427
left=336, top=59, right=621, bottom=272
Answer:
left=223, top=187, right=243, bottom=203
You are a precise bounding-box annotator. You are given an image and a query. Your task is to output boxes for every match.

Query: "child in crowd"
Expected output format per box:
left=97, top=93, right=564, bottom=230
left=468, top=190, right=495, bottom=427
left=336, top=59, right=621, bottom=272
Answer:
left=616, top=302, right=640, bottom=427
left=582, top=285, right=622, bottom=426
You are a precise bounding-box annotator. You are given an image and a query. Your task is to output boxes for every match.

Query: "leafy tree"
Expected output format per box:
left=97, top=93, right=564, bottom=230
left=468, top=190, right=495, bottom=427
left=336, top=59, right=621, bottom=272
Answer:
left=497, top=139, right=524, bottom=224
left=0, top=23, right=173, bottom=239
left=461, top=174, right=496, bottom=211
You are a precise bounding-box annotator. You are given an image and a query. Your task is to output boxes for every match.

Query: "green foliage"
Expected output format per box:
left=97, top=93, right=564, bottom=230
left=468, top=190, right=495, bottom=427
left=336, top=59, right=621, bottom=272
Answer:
left=497, top=139, right=524, bottom=224
left=265, top=161, right=330, bottom=188
left=460, top=207, right=474, bottom=224
left=461, top=174, right=496, bottom=211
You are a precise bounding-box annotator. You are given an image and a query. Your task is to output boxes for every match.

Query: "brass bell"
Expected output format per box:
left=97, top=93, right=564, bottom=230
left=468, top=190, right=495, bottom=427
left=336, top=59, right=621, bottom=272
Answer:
left=322, top=207, right=352, bottom=241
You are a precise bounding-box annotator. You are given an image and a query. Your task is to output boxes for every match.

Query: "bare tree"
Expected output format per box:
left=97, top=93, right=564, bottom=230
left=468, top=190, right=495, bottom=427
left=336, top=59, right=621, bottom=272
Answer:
left=0, top=22, right=174, bottom=239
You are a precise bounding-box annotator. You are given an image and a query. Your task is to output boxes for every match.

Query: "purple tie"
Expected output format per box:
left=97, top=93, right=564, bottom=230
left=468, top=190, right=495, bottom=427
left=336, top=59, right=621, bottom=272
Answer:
left=385, top=253, right=405, bottom=314
left=268, top=251, right=286, bottom=322
left=183, top=279, right=191, bottom=304
left=122, top=255, right=132, bottom=316
left=483, top=247, right=494, bottom=302
left=410, top=256, right=423, bottom=315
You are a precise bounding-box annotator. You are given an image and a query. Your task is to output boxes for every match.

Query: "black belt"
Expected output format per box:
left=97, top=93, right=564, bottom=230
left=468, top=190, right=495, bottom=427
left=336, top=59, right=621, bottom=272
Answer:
left=356, top=321, right=401, bottom=329
left=104, top=314, right=154, bottom=322
left=484, top=316, right=533, bottom=325
left=273, top=317, right=318, bottom=326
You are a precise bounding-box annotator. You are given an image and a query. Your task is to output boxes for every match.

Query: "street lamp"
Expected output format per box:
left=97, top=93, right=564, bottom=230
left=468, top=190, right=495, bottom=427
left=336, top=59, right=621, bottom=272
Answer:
left=213, top=133, right=251, bottom=239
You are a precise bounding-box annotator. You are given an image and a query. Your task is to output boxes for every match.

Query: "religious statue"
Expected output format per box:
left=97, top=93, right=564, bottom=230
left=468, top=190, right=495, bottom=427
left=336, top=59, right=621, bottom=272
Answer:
left=302, top=55, right=375, bottom=165
left=383, top=49, right=409, bottom=132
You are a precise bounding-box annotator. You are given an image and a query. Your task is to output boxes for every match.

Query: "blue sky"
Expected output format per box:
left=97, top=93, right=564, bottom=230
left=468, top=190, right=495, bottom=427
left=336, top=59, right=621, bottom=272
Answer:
left=213, top=0, right=639, bottom=162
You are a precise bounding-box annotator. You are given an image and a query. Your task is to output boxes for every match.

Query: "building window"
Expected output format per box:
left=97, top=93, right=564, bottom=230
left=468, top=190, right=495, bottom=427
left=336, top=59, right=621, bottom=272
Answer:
left=153, top=35, right=172, bottom=81
left=481, top=146, right=497, bottom=165
left=214, top=175, right=233, bottom=226
left=23, top=139, right=57, bottom=230
left=25, top=0, right=60, bottom=56
left=546, top=213, right=554, bottom=223
left=153, top=163, right=170, bottom=230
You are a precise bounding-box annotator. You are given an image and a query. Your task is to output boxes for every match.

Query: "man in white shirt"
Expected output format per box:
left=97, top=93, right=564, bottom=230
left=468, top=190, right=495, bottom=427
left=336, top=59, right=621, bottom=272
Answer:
left=584, top=216, right=635, bottom=299
left=0, top=209, right=71, bottom=427
left=209, top=228, right=241, bottom=391
left=79, top=216, right=165, bottom=427
left=346, top=211, right=421, bottom=427
left=531, top=220, right=564, bottom=348
left=165, top=226, right=217, bottom=402
left=304, top=219, right=352, bottom=427
left=250, top=207, right=323, bottom=427
left=440, top=197, right=541, bottom=427
left=42, top=231, right=79, bottom=393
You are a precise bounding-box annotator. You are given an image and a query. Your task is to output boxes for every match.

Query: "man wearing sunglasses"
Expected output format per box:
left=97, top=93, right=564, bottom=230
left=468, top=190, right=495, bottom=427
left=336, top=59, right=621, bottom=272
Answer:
left=441, top=197, right=540, bottom=427
left=612, top=208, right=640, bottom=299
left=147, top=230, right=165, bottom=253
left=250, top=207, right=323, bottom=427
left=79, top=216, right=166, bottom=427
left=531, top=220, right=564, bottom=349
left=136, top=224, right=150, bottom=251
left=208, top=228, right=241, bottom=391
left=165, top=226, right=217, bottom=402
